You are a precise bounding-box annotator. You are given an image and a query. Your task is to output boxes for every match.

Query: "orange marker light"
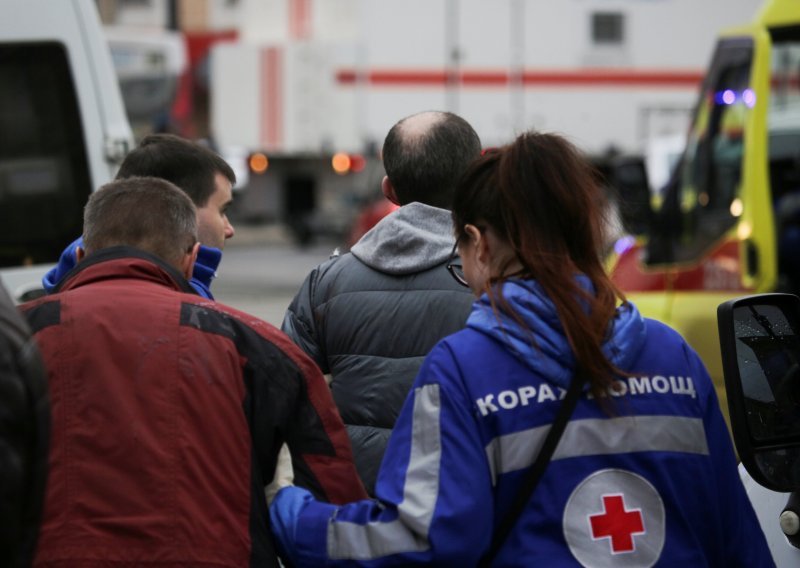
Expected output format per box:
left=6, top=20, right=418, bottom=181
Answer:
left=332, top=152, right=351, bottom=175
left=249, top=152, right=269, bottom=174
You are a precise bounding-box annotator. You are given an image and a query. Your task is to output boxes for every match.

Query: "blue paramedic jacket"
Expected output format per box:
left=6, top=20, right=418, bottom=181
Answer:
left=270, top=278, right=773, bottom=567
left=42, top=236, right=221, bottom=299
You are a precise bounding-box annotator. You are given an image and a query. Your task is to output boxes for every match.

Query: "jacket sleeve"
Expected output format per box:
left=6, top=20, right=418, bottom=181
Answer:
left=690, top=345, right=774, bottom=567
left=281, top=264, right=328, bottom=372
left=1, top=285, right=50, bottom=567
left=266, top=328, right=367, bottom=505
left=270, top=340, right=494, bottom=567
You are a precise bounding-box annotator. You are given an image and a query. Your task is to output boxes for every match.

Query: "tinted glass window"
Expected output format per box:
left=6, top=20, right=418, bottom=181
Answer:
left=592, top=12, right=625, bottom=45
left=648, top=39, right=752, bottom=265
left=0, top=42, right=91, bottom=267
left=769, top=27, right=800, bottom=293
left=733, top=302, right=800, bottom=442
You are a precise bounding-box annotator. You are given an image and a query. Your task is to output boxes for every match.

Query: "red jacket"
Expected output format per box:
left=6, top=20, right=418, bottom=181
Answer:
left=22, top=247, right=366, bottom=567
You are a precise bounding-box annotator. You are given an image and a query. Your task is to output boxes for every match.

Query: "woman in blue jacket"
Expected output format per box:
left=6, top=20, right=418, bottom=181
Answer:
left=270, top=131, right=773, bottom=567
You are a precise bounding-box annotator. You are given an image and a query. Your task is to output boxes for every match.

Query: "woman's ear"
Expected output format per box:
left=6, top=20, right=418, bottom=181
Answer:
left=463, top=224, right=482, bottom=246
left=461, top=223, right=492, bottom=294
left=465, top=224, right=491, bottom=265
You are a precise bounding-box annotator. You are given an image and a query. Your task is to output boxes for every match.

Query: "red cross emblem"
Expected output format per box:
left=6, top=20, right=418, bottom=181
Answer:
left=589, top=494, right=645, bottom=553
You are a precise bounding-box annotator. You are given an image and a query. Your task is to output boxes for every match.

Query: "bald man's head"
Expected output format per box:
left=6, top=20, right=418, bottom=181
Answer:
left=381, top=111, right=481, bottom=208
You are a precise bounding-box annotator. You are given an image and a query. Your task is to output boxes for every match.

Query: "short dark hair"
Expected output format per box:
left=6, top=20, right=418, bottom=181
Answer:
left=83, top=177, right=197, bottom=267
left=382, top=111, right=481, bottom=208
left=115, top=134, right=235, bottom=207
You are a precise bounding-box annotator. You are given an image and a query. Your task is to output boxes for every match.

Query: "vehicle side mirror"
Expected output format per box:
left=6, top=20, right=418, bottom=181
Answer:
left=718, top=293, right=800, bottom=492
left=607, top=156, right=653, bottom=236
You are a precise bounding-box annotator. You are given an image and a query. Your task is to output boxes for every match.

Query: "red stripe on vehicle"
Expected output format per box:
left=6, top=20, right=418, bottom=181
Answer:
left=289, top=0, right=311, bottom=40
left=336, top=68, right=704, bottom=88
left=610, top=239, right=752, bottom=293
left=261, top=47, right=283, bottom=149
left=671, top=240, right=749, bottom=292
left=609, top=243, right=670, bottom=292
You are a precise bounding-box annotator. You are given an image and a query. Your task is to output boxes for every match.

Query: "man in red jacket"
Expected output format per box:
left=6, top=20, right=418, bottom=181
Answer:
left=21, top=177, right=366, bottom=567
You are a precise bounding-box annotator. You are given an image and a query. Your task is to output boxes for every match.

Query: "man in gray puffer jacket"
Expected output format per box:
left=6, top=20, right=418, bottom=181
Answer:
left=282, top=111, right=479, bottom=495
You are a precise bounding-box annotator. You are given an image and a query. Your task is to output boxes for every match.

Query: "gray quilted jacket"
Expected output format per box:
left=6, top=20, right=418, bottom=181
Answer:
left=282, top=202, right=474, bottom=495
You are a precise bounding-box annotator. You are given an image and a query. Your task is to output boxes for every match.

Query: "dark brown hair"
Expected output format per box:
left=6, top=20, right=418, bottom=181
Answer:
left=83, top=177, right=197, bottom=268
left=116, top=134, right=235, bottom=208
left=452, top=131, right=625, bottom=398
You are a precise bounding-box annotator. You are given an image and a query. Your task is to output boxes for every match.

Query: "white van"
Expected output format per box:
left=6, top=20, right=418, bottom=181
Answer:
left=0, top=0, right=133, bottom=301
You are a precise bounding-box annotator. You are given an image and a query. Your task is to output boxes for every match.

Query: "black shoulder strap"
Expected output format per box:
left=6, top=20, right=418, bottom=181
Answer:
left=480, top=371, right=586, bottom=566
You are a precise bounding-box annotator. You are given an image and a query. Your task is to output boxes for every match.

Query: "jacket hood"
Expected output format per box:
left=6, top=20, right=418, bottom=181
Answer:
left=466, top=278, right=646, bottom=389
left=350, top=202, right=455, bottom=275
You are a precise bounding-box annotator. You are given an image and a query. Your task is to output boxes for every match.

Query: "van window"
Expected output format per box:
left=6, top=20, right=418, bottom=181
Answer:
left=648, top=39, right=753, bottom=265
left=769, top=27, right=800, bottom=292
left=0, top=42, right=91, bottom=267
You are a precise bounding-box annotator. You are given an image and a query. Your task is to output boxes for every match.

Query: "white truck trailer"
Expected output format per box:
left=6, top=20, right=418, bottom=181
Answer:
left=209, top=0, right=760, bottom=241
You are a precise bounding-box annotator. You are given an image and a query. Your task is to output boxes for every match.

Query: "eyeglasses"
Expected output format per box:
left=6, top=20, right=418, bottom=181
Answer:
left=446, top=241, right=469, bottom=287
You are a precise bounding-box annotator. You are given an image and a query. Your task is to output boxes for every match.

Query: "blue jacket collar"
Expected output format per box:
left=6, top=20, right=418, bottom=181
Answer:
left=190, top=245, right=221, bottom=300
left=42, top=237, right=221, bottom=300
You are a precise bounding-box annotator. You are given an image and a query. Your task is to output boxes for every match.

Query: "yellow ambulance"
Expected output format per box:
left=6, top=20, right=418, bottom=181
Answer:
left=609, top=0, right=800, bottom=413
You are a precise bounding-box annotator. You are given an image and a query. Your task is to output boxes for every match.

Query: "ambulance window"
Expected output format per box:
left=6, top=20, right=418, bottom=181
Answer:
left=652, top=39, right=752, bottom=265
left=0, top=42, right=91, bottom=267
left=769, top=27, right=800, bottom=293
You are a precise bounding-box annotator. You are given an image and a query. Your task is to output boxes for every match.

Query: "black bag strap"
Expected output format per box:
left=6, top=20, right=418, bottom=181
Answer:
left=480, top=371, right=586, bottom=566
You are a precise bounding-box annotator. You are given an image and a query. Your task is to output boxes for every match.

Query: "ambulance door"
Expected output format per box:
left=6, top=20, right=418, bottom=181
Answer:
left=655, top=35, right=767, bottom=407
left=769, top=26, right=800, bottom=297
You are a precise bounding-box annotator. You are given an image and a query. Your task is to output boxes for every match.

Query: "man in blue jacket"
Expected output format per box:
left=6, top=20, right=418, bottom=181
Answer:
left=42, top=134, right=235, bottom=299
